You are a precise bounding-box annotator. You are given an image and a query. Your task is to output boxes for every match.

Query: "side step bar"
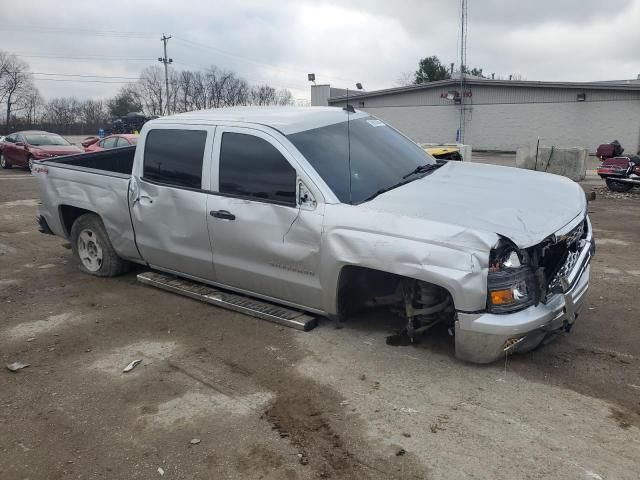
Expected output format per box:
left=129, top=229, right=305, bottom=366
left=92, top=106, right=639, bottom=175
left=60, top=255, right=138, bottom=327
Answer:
left=137, top=271, right=318, bottom=332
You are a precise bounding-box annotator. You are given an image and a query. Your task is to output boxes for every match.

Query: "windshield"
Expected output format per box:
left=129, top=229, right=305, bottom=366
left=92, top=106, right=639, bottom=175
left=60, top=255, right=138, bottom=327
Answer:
left=24, top=133, right=71, bottom=146
left=287, top=116, right=436, bottom=204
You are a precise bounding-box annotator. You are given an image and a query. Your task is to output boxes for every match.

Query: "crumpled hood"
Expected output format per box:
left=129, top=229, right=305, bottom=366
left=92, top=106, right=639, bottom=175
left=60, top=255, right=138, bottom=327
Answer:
left=363, top=161, right=586, bottom=248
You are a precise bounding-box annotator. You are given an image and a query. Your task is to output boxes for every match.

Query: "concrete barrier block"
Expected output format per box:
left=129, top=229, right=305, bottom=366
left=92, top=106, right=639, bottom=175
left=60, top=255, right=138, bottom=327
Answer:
left=516, top=145, right=587, bottom=181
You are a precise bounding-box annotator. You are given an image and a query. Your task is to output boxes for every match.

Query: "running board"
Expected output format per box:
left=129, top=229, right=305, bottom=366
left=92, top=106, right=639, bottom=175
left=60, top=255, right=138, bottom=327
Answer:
left=137, top=271, right=317, bottom=332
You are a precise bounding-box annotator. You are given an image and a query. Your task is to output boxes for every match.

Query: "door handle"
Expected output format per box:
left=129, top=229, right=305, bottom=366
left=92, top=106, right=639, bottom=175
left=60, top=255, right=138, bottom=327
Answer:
left=210, top=210, right=235, bottom=220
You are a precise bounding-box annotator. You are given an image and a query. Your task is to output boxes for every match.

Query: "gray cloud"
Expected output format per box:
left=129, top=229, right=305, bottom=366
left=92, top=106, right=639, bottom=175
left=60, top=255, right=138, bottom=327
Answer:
left=0, top=0, right=638, bottom=101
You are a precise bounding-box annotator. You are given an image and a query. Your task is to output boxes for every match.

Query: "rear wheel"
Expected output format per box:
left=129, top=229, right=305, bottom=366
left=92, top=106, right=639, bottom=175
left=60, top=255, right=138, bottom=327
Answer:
left=606, top=179, right=633, bottom=192
left=0, top=153, right=11, bottom=169
left=70, top=213, right=130, bottom=277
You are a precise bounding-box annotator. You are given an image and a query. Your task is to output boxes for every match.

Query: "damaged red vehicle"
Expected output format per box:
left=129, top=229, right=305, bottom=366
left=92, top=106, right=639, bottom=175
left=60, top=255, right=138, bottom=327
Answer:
left=597, top=155, right=640, bottom=192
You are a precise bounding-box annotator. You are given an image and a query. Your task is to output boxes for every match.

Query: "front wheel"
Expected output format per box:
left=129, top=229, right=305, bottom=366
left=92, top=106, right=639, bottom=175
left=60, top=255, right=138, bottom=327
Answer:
left=27, top=156, right=34, bottom=172
left=605, top=179, right=633, bottom=192
left=70, top=213, right=130, bottom=277
left=0, top=153, right=11, bottom=169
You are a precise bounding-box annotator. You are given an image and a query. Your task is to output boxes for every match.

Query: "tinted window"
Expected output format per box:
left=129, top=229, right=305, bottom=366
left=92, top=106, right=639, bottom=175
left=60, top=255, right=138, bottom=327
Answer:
left=102, top=137, right=118, bottom=149
left=287, top=116, right=435, bottom=204
left=6, top=135, right=15, bottom=143
left=219, top=133, right=296, bottom=206
left=143, top=129, right=207, bottom=189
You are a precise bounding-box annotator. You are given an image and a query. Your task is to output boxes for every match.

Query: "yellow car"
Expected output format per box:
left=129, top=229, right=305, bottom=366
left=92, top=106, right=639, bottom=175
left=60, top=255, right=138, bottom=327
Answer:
left=425, top=146, right=462, bottom=161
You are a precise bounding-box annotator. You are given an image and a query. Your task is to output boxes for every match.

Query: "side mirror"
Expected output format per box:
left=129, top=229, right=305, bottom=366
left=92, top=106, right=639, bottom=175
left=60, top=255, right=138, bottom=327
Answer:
left=15, top=142, right=25, bottom=147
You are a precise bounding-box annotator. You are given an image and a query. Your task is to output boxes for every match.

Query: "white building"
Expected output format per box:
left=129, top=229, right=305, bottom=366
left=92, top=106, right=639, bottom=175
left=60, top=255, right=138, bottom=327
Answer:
left=312, top=78, right=640, bottom=153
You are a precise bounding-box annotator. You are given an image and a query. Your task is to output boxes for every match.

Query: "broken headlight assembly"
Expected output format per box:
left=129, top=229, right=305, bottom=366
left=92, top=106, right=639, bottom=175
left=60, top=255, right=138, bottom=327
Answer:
left=487, top=241, right=537, bottom=314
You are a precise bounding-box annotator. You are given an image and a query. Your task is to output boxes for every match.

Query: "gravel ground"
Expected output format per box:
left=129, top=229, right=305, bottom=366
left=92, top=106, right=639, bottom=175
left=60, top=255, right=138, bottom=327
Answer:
left=1, top=159, right=639, bottom=479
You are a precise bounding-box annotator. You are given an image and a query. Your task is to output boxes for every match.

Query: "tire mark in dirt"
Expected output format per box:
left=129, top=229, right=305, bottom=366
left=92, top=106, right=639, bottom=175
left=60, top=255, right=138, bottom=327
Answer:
left=262, top=377, right=426, bottom=480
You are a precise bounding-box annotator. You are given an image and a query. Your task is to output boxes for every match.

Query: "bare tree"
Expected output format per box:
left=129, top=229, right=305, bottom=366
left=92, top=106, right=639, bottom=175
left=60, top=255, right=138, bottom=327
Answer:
left=276, top=89, right=293, bottom=106
left=250, top=84, right=277, bottom=106
left=81, top=99, right=109, bottom=126
left=136, top=66, right=166, bottom=116
left=16, top=85, right=44, bottom=124
left=43, top=97, right=83, bottom=126
left=0, top=52, right=36, bottom=132
left=394, top=71, right=416, bottom=87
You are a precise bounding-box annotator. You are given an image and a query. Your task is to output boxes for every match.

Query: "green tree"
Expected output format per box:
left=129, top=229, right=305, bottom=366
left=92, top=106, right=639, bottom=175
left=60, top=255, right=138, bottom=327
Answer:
left=461, top=65, right=485, bottom=78
left=414, top=56, right=451, bottom=84
left=107, top=87, right=143, bottom=117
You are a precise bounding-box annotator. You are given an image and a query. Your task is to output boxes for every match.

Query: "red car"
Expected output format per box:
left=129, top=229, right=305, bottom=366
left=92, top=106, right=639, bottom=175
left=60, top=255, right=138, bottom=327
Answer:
left=84, top=134, right=138, bottom=152
left=0, top=131, right=83, bottom=171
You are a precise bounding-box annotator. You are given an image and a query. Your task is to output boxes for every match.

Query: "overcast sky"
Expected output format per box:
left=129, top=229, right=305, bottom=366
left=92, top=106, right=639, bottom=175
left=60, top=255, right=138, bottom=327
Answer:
left=1, top=0, right=639, bottom=102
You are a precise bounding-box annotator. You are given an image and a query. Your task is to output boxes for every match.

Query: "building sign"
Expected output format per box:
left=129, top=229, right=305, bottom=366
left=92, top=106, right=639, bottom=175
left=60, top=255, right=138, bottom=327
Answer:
left=440, top=91, right=473, bottom=99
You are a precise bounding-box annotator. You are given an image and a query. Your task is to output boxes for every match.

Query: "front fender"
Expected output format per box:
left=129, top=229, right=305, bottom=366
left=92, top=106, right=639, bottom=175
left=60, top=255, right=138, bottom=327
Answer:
left=319, top=205, right=497, bottom=314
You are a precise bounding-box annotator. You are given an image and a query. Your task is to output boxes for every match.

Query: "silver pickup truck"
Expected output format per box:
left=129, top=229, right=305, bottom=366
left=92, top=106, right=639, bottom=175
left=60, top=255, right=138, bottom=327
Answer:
left=33, top=107, right=594, bottom=363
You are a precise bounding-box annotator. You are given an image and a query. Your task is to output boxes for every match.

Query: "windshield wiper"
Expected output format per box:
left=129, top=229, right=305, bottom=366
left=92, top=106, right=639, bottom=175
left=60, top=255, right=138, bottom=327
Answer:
left=362, top=163, right=441, bottom=203
left=402, top=163, right=440, bottom=179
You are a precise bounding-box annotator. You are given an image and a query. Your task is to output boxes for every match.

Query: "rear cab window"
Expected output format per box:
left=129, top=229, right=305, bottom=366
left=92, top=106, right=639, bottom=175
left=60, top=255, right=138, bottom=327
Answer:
left=143, top=129, right=207, bottom=189
left=218, top=132, right=296, bottom=206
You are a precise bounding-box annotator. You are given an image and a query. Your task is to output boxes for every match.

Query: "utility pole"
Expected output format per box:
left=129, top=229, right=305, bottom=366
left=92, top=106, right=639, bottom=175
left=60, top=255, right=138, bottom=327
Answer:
left=458, top=0, right=468, bottom=144
left=158, top=34, right=173, bottom=116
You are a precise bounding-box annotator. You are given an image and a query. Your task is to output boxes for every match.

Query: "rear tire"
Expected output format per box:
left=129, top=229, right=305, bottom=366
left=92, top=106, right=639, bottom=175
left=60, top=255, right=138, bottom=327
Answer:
left=70, top=213, right=130, bottom=277
left=605, top=179, right=633, bottom=192
left=0, top=153, right=11, bottom=169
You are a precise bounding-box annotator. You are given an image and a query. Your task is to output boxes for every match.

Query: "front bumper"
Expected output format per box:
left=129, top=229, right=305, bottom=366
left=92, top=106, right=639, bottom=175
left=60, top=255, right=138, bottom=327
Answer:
left=455, top=226, right=593, bottom=364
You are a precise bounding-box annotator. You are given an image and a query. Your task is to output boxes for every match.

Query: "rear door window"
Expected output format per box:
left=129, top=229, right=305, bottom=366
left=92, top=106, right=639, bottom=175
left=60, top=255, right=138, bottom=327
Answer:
left=218, top=132, right=296, bottom=206
left=143, top=129, right=207, bottom=189
left=102, top=137, right=117, bottom=149
left=116, top=136, right=131, bottom=147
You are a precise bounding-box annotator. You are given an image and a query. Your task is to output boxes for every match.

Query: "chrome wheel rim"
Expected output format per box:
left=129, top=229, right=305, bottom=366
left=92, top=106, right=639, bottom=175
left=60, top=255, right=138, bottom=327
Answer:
left=0, top=155, right=5, bottom=167
left=77, top=229, right=103, bottom=272
left=28, top=158, right=33, bottom=171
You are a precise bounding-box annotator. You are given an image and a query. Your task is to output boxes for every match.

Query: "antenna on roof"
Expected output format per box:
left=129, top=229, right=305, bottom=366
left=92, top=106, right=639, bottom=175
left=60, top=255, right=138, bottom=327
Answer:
left=343, top=88, right=353, bottom=204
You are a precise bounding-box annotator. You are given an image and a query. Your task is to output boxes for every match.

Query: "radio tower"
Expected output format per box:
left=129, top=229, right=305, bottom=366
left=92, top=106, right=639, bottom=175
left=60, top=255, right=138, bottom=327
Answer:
left=458, top=0, right=468, bottom=144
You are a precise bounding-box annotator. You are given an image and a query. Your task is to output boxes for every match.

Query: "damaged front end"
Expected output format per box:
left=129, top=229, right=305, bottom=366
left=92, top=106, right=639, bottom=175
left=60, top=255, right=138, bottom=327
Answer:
left=456, top=216, right=594, bottom=363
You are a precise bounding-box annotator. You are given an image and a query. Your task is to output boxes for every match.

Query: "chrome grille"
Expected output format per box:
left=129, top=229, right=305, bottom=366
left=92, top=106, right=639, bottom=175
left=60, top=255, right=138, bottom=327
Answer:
left=548, top=248, right=582, bottom=292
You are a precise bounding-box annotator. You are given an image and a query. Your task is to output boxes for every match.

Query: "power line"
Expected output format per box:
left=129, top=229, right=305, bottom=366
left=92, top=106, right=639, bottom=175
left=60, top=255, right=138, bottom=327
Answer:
left=30, top=72, right=139, bottom=80
left=12, top=53, right=155, bottom=61
left=32, top=78, right=131, bottom=84
left=0, top=25, right=155, bottom=38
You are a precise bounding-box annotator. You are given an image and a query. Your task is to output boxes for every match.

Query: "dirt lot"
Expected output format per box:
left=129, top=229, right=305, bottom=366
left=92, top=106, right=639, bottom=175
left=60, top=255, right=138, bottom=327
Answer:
left=1, top=160, right=639, bottom=479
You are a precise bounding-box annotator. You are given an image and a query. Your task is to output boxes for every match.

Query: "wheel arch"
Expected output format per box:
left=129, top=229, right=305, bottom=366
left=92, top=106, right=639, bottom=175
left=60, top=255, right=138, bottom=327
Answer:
left=59, top=205, right=98, bottom=238
left=334, top=264, right=457, bottom=320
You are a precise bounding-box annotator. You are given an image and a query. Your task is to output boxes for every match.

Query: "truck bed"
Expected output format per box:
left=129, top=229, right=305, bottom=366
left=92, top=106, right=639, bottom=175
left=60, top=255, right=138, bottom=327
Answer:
left=33, top=146, right=142, bottom=262
left=45, top=146, right=135, bottom=176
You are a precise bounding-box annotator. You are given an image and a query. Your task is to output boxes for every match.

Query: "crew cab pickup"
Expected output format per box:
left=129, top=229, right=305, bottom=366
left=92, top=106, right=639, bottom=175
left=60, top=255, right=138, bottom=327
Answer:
left=33, top=107, right=594, bottom=363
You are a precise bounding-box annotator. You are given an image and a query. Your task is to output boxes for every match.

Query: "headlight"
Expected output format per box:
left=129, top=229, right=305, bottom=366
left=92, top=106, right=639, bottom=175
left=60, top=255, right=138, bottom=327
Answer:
left=487, top=242, right=537, bottom=313
left=487, top=268, right=536, bottom=313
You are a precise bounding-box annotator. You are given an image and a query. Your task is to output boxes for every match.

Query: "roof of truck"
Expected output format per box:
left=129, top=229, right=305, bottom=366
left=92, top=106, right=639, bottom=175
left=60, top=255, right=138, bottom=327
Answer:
left=155, top=106, right=368, bottom=135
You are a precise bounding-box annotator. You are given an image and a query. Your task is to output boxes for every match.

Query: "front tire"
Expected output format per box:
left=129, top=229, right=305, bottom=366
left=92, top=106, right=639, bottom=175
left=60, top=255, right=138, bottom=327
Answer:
left=0, top=153, right=11, bottom=169
left=27, top=156, right=34, bottom=172
left=70, top=213, right=130, bottom=277
left=605, top=179, right=633, bottom=192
